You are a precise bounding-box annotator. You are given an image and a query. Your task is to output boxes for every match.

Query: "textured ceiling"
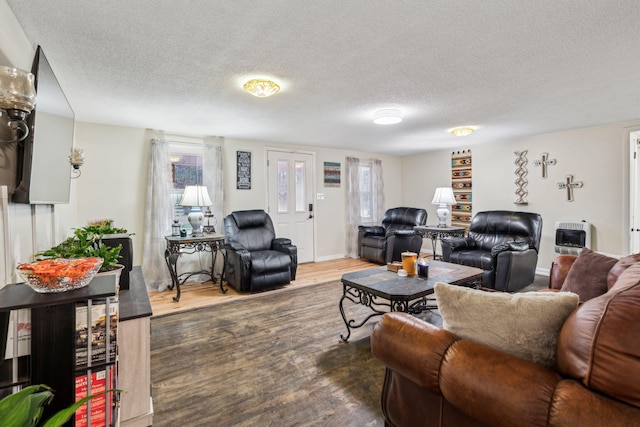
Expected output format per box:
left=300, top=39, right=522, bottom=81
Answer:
left=6, top=0, right=640, bottom=155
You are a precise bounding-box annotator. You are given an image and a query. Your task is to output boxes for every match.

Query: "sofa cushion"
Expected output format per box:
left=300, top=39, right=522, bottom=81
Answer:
left=607, top=253, right=640, bottom=289
left=557, top=262, right=640, bottom=407
left=250, top=250, right=291, bottom=275
left=434, top=282, right=579, bottom=368
left=560, top=248, right=618, bottom=302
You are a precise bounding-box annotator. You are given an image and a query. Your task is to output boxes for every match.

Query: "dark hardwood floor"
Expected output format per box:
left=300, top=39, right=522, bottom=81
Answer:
left=148, top=257, right=550, bottom=426
left=150, top=280, right=385, bottom=426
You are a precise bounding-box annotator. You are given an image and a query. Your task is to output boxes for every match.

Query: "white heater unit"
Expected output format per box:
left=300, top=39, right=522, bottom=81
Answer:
left=554, top=220, right=592, bottom=255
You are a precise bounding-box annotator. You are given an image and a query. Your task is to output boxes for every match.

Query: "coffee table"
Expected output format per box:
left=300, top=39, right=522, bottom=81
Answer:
left=339, top=260, right=483, bottom=341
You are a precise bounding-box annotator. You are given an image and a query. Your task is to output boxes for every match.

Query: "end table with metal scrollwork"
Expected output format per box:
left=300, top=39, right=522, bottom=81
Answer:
left=414, top=225, right=466, bottom=260
left=164, top=234, right=226, bottom=302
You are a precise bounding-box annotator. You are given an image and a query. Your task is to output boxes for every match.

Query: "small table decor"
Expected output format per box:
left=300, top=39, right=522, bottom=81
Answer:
left=16, top=257, right=103, bottom=293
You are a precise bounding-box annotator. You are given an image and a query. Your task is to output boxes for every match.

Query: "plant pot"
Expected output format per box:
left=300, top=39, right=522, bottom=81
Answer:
left=101, top=236, right=133, bottom=290
left=96, top=264, right=125, bottom=291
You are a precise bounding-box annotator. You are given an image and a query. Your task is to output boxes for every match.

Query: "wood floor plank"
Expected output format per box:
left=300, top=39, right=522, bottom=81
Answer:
left=148, top=258, right=376, bottom=317
left=150, top=280, right=386, bottom=426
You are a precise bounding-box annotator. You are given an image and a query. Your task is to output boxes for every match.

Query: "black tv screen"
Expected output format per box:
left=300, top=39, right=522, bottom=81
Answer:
left=12, top=45, right=74, bottom=204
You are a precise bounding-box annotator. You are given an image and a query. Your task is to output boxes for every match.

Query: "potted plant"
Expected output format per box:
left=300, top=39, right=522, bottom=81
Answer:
left=36, top=220, right=133, bottom=288
left=0, top=384, right=120, bottom=427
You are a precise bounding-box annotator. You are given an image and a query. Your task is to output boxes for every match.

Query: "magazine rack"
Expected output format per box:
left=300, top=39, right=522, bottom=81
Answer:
left=0, top=275, right=118, bottom=426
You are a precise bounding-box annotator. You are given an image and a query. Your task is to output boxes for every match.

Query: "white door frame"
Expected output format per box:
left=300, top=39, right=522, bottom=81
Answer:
left=630, top=129, right=640, bottom=253
left=264, top=147, right=317, bottom=263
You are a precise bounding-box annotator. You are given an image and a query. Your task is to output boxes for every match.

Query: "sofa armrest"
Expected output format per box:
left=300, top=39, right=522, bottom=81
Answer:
left=440, top=340, right=562, bottom=427
left=440, top=237, right=473, bottom=261
left=272, top=238, right=298, bottom=280
left=371, top=312, right=460, bottom=392
left=490, top=241, right=530, bottom=256
left=385, top=229, right=417, bottom=237
left=358, top=225, right=385, bottom=236
left=549, top=255, right=578, bottom=290
left=224, top=245, right=252, bottom=291
left=372, top=313, right=564, bottom=427
left=494, top=249, right=539, bottom=291
left=225, top=241, right=246, bottom=252
left=441, top=237, right=472, bottom=251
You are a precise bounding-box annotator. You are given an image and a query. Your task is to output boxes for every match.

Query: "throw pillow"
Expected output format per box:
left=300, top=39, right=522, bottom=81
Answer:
left=560, top=248, right=618, bottom=302
left=434, top=282, right=579, bottom=368
left=607, top=253, right=640, bottom=289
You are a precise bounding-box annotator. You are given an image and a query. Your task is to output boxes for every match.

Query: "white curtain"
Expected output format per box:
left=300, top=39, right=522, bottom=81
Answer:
left=345, top=156, right=385, bottom=258
left=202, top=139, right=225, bottom=276
left=345, top=157, right=361, bottom=258
left=142, top=138, right=174, bottom=291
left=371, top=158, right=385, bottom=224
left=203, top=139, right=224, bottom=233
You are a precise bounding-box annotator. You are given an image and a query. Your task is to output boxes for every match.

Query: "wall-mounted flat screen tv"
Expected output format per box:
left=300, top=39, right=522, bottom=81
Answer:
left=12, top=45, right=74, bottom=204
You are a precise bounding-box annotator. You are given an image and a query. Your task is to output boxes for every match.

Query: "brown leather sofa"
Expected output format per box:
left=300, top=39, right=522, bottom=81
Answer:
left=371, top=254, right=640, bottom=427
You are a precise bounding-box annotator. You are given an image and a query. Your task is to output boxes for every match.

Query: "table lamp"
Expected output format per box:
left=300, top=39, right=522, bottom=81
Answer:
left=179, top=185, right=212, bottom=236
left=431, top=187, right=456, bottom=228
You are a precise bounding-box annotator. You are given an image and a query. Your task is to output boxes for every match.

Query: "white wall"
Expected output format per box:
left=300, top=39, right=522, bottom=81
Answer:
left=402, top=120, right=639, bottom=271
left=74, top=123, right=151, bottom=264
left=222, top=138, right=403, bottom=261
left=71, top=127, right=403, bottom=264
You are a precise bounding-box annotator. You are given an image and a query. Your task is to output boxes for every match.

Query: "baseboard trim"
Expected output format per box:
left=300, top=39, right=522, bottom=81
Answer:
left=314, top=254, right=349, bottom=262
left=536, top=267, right=550, bottom=276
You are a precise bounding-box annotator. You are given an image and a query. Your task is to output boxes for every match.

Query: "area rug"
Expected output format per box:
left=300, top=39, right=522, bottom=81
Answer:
left=150, top=280, right=389, bottom=426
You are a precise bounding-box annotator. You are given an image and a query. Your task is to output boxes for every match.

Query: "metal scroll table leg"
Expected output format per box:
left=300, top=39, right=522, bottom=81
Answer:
left=164, top=249, right=182, bottom=302
left=339, top=284, right=352, bottom=342
left=211, top=245, right=227, bottom=294
left=339, top=283, right=386, bottom=342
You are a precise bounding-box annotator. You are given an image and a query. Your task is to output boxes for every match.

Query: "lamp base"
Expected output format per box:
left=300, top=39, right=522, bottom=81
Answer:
left=436, top=205, right=450, bottom=228
left=187, top=210, right=204, bottom=236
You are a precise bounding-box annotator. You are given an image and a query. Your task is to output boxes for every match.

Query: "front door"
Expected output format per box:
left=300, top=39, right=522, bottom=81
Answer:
left=267, top=150, right=315, bottom=263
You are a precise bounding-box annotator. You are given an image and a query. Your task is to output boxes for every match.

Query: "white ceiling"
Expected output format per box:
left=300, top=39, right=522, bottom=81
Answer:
left=6, top=0, right=640, bottom=155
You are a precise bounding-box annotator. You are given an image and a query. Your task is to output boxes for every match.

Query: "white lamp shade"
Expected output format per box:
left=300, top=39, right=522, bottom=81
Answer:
left=431, top=187, right=456, bottom=205
left=179, top=185, right=212, bottom=207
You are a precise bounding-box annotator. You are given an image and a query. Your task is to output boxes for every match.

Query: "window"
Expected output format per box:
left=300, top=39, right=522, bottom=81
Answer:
left=169, top=141, right=205, bottom=230
left=295, top=161, right=305, bottom=212
left=277, top=160, right=289, bottom=213
left=358, top=163, right=372, bottom=219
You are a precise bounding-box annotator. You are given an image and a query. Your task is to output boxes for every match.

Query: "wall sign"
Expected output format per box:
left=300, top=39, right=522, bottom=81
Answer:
left=323, top=161, right=341, bottom=187
left=236, top=151, right=251, bottom=190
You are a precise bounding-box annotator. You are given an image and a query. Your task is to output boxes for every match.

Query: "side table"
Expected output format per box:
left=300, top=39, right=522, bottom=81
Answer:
left=164, top=234, right=226, bottom=302
left=414, top=225, right=466, bottom=260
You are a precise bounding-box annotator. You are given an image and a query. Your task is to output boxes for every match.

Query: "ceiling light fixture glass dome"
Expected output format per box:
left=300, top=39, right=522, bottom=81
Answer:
left=449, top=126, right=475, bottom=136
left=373, top=109, right=403, bottom=125
left=243, top=79, right=281, bottom=97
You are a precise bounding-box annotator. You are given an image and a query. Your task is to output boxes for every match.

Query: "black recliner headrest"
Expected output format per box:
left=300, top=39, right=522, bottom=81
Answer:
left=231, top=209, right=269, bottom=229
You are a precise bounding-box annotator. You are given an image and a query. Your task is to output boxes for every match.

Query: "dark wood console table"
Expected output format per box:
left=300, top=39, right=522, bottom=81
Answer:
left=164, top=234, right=226, bottom=302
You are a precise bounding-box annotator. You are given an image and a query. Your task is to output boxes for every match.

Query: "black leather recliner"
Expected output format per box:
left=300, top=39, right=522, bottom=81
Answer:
left=441, top=210, right=543, bottom=291
left=358, top=207, right=427, bottom=265
left=224, top=209, right=297, bottom=292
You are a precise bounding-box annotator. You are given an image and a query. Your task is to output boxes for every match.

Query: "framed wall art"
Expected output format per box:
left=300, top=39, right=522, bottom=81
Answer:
left=236, top=151, right=251, bottom=189
left=323, top=161, right=341, bottom=187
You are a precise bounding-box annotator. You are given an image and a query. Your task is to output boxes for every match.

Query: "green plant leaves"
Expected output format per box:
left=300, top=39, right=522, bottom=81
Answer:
left=0, top=385, right=122, bottom=427
left=0, top=385, right=54, bottom=427
left=35, top=224, right=128, bottom=272
left=41, top=389, right=122, bottom=427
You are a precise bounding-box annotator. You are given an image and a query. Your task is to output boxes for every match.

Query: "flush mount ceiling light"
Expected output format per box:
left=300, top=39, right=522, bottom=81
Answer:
left=243, top=79, right=281, bottom=98
left=373, top=109, right=404, bottom=125
left=449, top=127, right=475, bottom=137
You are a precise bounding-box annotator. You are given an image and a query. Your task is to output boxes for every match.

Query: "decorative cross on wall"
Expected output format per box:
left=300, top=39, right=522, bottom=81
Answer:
left=557, top=174, right=583, bottom=201
left=532, top=152, right=556, bottom=178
